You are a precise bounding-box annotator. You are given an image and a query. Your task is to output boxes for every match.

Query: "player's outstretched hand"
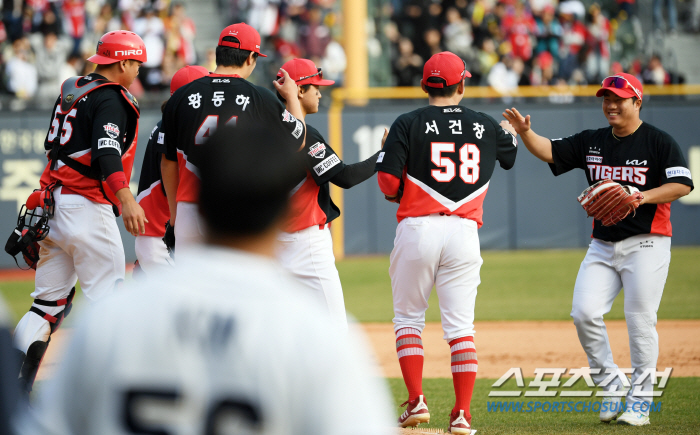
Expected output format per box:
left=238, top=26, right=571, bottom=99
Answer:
left=500, top=120, right=516, bottom=136
left=274, top=68, right=298, bottom=102
left=502, top=107, right=531, bottom=135
left=381, top=128, right=389, bottom=149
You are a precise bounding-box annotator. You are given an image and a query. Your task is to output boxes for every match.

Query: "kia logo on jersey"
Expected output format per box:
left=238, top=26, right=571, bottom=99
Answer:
left=104, top=123, right=120, bottom=139
left=626, top=160, right=648, bottom=166
left=308, top=142, right=326, bottom=159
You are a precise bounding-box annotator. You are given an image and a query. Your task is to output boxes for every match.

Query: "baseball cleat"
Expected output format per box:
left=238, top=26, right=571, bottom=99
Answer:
left=616, top=411, right=650, bottom=426
left=398, top=395, right=430, bottom=427
left=448, top=409, right=475, bottom=434
left=599, top=385, right=628, bottom=423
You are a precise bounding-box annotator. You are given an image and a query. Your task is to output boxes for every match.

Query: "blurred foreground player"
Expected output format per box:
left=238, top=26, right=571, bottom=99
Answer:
left=16, top=125, right=394, bottom=435
left=503, top=73, right=693, bottom=426
left=275, top=58, right=384, bottom=330
left=12, top=31, right=147, bottom=395
left=377, top=52, right=517, bottom=434
left=134, top=65, right=209, bottom=275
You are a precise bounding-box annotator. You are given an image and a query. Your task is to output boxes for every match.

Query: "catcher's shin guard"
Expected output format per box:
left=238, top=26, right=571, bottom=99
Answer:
left=14, top=287, right=75, bottom=393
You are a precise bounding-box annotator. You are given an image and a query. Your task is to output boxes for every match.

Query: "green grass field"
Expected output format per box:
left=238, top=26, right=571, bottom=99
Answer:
left=339, top=247, right=700, bottom=322
left=2, top=248, right=698, bottom=434
left=389, top=377, right=700, bottom=434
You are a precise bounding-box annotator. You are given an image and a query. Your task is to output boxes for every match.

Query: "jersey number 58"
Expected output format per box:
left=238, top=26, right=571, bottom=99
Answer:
left=431, top=142, right=480, bottom=184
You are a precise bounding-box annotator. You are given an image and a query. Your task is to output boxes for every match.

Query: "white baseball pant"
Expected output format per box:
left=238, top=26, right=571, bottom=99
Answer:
left=134, top=236, right=174, bottom=275
left=571, top=234, right=671, bottom=414
left=14, top=187, right=125, bottom=353
left=276, top=224, right=348, bottom=331
left=174, top=201, right=205, bottom=254
left=390, top=214, right=482, bottom=341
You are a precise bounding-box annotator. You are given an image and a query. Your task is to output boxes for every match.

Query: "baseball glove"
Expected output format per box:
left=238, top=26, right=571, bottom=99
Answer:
left=577, top=179, right=644, bottom=226
left=163, top=220, right=175, bottom=256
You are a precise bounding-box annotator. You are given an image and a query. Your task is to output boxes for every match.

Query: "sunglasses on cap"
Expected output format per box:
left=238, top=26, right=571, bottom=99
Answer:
left=298, top=67, right=323, bottom=82
left=601, top=76, right=642, bottom=99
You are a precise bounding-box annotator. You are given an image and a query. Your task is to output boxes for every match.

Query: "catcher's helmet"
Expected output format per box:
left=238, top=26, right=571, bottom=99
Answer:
left=88, top=31, right=147, bottom=65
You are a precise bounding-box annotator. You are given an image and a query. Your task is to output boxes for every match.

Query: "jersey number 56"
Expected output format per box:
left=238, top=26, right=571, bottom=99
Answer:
left=431, top=142, right=480, bottom=184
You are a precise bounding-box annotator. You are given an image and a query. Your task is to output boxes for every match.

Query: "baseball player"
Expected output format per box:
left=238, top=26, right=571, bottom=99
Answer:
left=503, top=73, right=693, bottom=426
left=16, top=125, right=394, bottom=435
left=12, top=31, right=147, bottom=395
left=377, top=52, right=518, bottom=434
left=274, top=58, right=384, bottom=330
left=160, top=22, right=306, bottom=253
left=134, top=65, right=209, bottom=275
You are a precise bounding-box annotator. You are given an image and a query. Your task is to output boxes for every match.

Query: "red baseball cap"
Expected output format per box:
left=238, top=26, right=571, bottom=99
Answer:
left=170, top=65, right=209, bottom=95
left=276, top=58, right=335, bottom=86
left=218, top=23, right=267, bottom=57
left=87, top=31, right=147, bottom=64
left=422, top=52, right=471, bottom=88
left=596, top=73, right=643, bottom=100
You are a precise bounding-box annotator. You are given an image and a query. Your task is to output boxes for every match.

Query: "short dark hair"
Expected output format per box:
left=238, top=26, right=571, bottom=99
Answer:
left=196, top=125, right=303, bottom=237
left=276, top=84, right=311, bottom=104
left=425, top=77, right=460, bottom=98
left=215, top=37, right=259, bottom=67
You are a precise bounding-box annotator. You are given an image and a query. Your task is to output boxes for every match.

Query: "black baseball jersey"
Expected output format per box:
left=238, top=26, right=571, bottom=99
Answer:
left=286, top=125, right=342, bottom=232
left=41, top=74, right=139, bottom=205
left=136, top=120, right=169, bottom=238
left=160, top=73, right=305, bottom=203
left=376, top=105, right=517, bottom=225
left=550, top=122, right=694, bottom=241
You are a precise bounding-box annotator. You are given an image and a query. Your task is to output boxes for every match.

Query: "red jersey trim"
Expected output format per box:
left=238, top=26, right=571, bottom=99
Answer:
left=136, top=179, right=170, bottom=237
left=650, top=202, right=672, bottom=237
left=284, top=173, right=327, bottom=232
left=175, top=149, right=201, bottom=203
left=396, top=174, right=489, bottom=226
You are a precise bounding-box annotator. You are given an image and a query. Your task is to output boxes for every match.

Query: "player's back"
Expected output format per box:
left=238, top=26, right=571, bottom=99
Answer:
left=163, top=75, right=298, bottom=170
left=378, top=104, right=517, bottom=225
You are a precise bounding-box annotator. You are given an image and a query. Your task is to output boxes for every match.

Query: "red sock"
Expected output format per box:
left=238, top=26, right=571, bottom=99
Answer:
left=396, top=327, right=424, bottom=401
left=450, top=336, right=477, bottom=423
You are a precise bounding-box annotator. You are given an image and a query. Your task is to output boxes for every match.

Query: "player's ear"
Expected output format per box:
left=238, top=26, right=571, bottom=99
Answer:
left=458, top=80, right=465, bottom=95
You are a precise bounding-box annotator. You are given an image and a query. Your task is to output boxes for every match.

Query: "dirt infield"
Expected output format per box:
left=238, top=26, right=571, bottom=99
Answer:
left=37, top=320, right=700, bottom=382
left=365, top=320, right=700, bottom=378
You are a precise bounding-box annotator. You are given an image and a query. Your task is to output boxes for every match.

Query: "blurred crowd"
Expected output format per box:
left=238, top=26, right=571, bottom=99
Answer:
left=379, top=0, right=693, bottom=90
left=1, top=0, right=197, bottom=108
left=1, top=0, right=698, bottom=110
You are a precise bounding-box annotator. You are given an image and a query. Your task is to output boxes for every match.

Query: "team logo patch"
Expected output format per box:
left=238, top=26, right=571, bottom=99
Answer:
left=104, top=123, right=120, bottom=139
left=97, top=138, right=121, bottom=154
left=586, top=155, right=603, bottom=163
left=377, top=152, right=385, bottom=163
left=313, top=154, right=341, bottom=176
left=308, top=142, right=326, bottom=159
left=588, top=146, right=601, bottom=155
left=283, top=110, right=297, bottom=123
left=65, top=94, right=74, bottom=103
left=443, top=107, right=462, bottom=113
left=158, top=132, right=165, bottom=144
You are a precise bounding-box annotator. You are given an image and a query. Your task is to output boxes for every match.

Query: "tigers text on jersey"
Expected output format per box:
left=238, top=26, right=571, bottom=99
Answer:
left=376, top=105, right=517, bottom=225
left=136, top=120, right=169, bottom=238
left=41, top=74, right=139, bottom=205
left=550, top=122, right=694, bottom=241
left=286, top=125, right=341, bottom=232
left=160, top=74, right=305, bottom=203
